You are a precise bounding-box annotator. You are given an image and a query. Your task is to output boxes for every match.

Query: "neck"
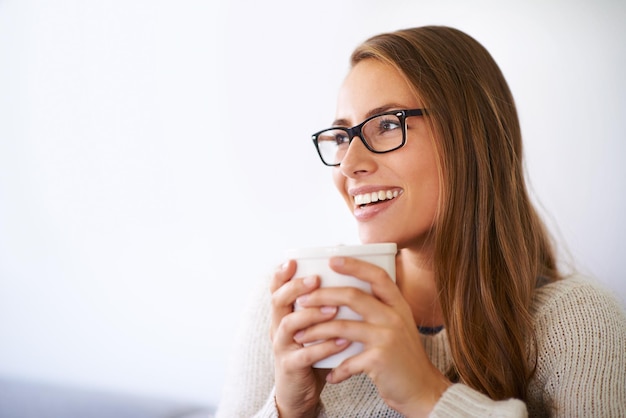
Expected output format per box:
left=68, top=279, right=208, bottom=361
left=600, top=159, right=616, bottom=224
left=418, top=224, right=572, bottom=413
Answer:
left=395, top=247, right=444, bottom=328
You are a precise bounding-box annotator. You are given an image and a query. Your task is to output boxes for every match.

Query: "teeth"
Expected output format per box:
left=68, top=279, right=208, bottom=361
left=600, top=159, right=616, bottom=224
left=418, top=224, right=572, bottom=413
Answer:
left=354, top=190, right=399, bottom=206
left=355, top=193, right=371, bottom=205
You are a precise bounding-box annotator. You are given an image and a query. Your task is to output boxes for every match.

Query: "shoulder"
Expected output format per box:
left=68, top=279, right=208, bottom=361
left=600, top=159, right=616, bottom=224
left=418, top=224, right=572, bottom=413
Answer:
left=528, top=275, right=626, bottom=416
left=532, top=275, right=625, bottom=324
left=531, top=275, right=626, bottom=349
left=531, top=276, right=626, bottom=362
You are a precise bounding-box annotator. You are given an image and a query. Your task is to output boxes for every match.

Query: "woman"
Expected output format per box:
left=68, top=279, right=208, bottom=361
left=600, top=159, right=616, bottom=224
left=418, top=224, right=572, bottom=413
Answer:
left=216, top=26, right=626, bottom=417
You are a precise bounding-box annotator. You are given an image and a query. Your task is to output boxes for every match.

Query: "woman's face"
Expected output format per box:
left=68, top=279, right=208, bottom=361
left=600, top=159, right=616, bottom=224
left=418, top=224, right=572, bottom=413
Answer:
left=332, top=59, right=440, bottom=251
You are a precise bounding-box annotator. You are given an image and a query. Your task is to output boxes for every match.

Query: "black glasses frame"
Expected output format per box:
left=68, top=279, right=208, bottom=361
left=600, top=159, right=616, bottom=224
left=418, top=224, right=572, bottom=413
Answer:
left=311, top=108, right=425, bottom=166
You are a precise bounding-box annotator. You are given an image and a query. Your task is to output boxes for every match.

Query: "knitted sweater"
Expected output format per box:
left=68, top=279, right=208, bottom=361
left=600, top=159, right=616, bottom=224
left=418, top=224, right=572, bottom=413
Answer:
left=216, top=276, right=626, bottom=417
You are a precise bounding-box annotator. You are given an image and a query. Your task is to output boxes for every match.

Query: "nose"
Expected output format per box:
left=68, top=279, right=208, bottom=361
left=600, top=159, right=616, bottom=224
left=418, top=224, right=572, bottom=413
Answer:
left=339, top=135, right=376, bottom=177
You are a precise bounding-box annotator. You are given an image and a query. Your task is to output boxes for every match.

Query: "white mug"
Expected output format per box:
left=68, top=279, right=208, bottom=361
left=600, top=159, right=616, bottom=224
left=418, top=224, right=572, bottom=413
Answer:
left=285, top=243, right=397, bottom=368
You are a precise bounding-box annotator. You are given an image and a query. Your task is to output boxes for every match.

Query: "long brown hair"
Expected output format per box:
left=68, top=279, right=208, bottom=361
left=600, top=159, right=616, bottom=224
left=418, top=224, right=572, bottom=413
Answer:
left=351, top=26, right=560, bottom=401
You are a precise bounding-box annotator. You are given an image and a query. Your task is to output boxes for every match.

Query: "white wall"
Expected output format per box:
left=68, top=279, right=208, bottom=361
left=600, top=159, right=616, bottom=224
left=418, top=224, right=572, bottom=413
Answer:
left=0, top=0, right=624, bottom=407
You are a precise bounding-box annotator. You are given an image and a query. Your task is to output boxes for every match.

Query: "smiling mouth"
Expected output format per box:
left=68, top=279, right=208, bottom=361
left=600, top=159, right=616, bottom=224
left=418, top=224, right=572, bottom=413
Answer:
left=353, top=189, right=400, bottom=208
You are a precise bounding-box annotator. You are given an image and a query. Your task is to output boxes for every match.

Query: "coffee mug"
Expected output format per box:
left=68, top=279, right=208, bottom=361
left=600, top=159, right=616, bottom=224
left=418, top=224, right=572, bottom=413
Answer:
left=285, top=243, right=397, bottom=368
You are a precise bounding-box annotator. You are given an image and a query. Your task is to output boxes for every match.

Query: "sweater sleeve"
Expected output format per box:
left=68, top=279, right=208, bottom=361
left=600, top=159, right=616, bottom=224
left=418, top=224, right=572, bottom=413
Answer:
left=215, top=276, right=278, bottom=418
left=431, top=384, right=527, bottom=417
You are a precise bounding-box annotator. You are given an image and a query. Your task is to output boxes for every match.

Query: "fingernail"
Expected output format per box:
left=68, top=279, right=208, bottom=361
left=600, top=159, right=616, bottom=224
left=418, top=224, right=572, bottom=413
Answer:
left=281, top=262, right=290, bottom=271
left=320, top=306, right=337, bottom=315
left=294, top=330, right=304, bottom=341
left=330, top=257, right=345, bottom=267
left=335, top=338, right=348, bottom=345
left=303, top=276, right=316, bottom=287
left=276, top=262, right=288, bottom=273
left=296, top=295, right=308, bottom=305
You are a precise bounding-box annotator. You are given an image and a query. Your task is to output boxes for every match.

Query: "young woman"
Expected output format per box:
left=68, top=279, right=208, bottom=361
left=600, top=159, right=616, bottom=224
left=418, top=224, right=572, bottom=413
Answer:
left=216, top=26, right=626, bottom=417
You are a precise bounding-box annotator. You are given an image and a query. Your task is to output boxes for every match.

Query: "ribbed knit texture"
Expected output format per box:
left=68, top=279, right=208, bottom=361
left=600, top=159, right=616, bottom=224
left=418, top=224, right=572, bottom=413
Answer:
left=215, top=276, right=626, bottom=417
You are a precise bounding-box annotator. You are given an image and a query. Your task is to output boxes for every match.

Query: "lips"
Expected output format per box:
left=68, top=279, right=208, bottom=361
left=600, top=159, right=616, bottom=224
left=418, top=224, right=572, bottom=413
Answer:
left=349, top=187, right=402, bottom=222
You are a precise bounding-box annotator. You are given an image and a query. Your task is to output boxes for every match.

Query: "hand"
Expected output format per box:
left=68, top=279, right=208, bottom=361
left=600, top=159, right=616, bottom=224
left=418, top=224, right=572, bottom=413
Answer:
left=269, top=260, right=351, bottom=418
left=292, top=256, right=451, bottom=417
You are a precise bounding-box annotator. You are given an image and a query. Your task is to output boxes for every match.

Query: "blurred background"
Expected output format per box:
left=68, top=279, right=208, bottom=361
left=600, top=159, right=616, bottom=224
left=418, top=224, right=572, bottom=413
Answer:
left=1, top=0, right=624, bottom=408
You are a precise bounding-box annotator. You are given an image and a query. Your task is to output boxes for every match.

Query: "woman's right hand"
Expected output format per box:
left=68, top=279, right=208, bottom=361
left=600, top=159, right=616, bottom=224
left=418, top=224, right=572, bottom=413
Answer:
left=269, top=260, right=350, bottom=418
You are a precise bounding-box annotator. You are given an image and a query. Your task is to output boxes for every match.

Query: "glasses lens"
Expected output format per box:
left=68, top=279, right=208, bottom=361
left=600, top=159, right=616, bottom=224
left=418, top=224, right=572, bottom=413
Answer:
left=314, top=112, right=405, bottom=166
left=362, top=113, right=404, bottom=152
left=316, top=129, right=349, bottom=165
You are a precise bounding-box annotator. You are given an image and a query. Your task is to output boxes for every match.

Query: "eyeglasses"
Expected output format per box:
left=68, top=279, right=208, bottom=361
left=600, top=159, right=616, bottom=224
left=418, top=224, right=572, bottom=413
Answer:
left=311, top=108, right=425, bottom=166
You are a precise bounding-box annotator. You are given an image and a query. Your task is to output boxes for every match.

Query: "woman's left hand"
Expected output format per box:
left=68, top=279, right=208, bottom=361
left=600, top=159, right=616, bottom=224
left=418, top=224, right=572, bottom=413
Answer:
left=293, top=256, right=451, bottom=418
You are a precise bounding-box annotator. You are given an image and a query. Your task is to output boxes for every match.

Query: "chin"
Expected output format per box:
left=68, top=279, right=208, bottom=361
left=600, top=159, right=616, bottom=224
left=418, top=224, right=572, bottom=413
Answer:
left=358, top=228, right=396, bottom=245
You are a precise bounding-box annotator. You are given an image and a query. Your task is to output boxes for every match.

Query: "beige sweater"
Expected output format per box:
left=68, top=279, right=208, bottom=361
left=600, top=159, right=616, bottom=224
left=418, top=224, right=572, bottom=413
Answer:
left=216, top=276, right=626, bottom=417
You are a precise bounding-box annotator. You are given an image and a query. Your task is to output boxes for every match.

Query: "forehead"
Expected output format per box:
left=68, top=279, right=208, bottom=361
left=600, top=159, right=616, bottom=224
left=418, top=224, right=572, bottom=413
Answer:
left=336, top=59, right=418, bottom=121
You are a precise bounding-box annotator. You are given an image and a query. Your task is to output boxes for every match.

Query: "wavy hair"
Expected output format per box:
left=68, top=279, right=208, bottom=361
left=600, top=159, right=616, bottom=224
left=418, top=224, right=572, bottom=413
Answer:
left=350, top=26, right=561, bottom=401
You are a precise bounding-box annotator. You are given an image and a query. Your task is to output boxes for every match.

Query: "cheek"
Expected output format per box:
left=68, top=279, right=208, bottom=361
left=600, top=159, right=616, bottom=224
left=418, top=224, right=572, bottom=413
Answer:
left=404, top=150, right=440, bottom=216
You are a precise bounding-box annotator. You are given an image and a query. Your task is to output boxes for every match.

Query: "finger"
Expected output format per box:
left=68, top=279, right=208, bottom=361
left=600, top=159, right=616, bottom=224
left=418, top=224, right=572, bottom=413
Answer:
left=271, top=274, right=320, bottom=316
left=296, top=286, right=398, bottom=326
left=281, top=337, right=351, bottom=371
left=269, top=261, right=297, bottom=339
left=273, top=305, right=338, bottom=347
left=325, top=339, right=398, bottom=384
left=270, top=260, right=297, bottom=293
left=325, top=350, right=367, bottom=384
left=329, top=256, right=402, bottom=306
left=270, top=275, right=320, bottom=339
left=269, top=259, right=315, bottom=342
left=292, top=316, right=387, bottom=348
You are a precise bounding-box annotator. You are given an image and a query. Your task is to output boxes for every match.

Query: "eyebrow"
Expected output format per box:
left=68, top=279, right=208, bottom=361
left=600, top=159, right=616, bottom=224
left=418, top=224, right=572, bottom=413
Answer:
left=331, top=104, right=409, bottom=128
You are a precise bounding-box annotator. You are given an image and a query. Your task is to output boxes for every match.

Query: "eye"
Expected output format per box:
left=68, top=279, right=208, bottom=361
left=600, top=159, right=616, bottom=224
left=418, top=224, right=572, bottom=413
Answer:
left=334, top=132, right=350, bottom=145
left=317, top=129, right=350, bottom=147
left=378, top=117, right=401, bottom=133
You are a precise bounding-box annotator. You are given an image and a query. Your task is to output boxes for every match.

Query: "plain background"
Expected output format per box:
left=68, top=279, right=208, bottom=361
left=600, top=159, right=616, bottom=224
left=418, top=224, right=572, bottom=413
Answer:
left=1, top=0, right=625, bottom=408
